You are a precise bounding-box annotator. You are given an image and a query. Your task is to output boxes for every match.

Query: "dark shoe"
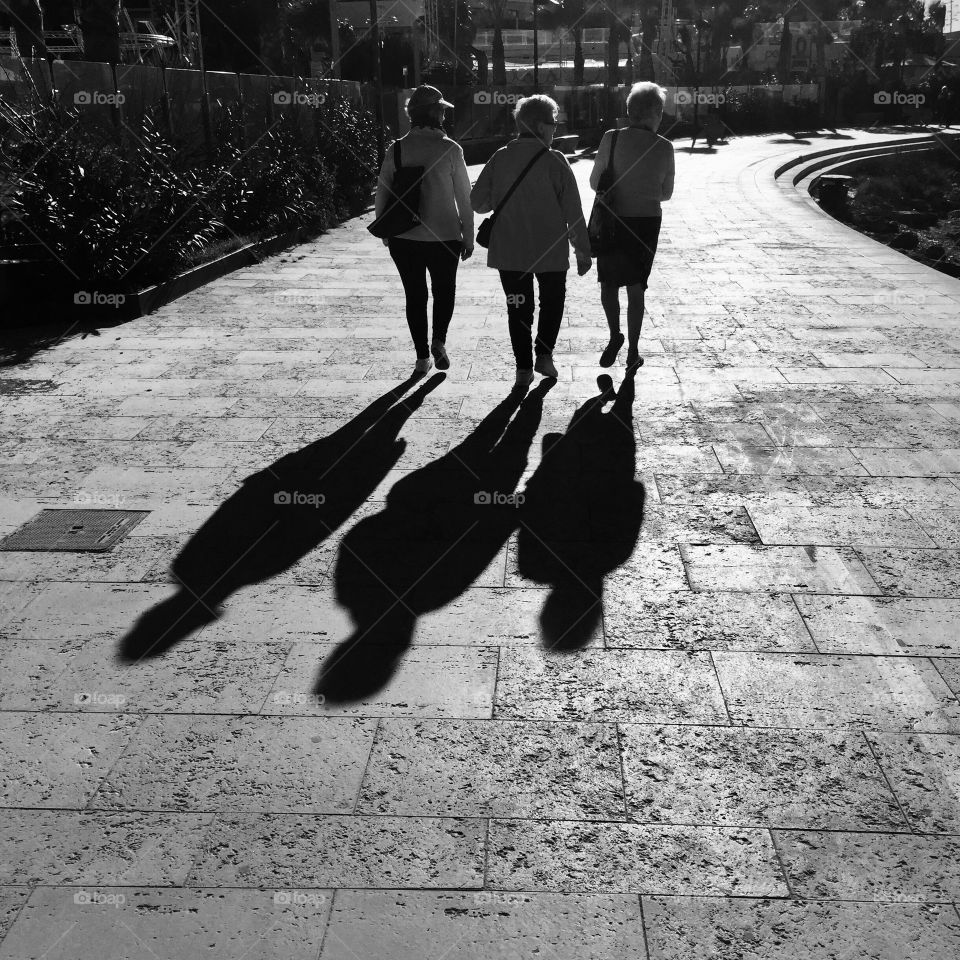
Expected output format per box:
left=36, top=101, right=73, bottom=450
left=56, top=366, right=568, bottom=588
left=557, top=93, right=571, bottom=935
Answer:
left=534, top=353, right=558, bottom=379
left=431, top=341, right=450, bottom=370
left=625, top=349, right=643, bottom=371
left=599, top=332, right=624, bottom=368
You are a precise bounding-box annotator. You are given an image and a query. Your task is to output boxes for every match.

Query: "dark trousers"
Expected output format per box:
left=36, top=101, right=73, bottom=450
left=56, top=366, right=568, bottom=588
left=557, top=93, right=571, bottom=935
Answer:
left=498, top=270, right=567, bottom=369
left=389, top=238, right=462, bottom=358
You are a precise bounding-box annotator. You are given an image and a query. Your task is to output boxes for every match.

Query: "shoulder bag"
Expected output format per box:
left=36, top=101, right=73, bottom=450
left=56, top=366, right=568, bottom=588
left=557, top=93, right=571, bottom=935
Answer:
left=368, top=141, right=425, bottom=239
left=476, top=146, right=549, bottom=248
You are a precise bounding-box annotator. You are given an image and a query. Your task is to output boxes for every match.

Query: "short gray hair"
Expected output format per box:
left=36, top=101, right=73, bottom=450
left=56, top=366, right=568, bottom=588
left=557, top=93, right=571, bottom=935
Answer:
left=514, top=94, right=559, bottom=131
left=626, top=82, right=666, bottom=122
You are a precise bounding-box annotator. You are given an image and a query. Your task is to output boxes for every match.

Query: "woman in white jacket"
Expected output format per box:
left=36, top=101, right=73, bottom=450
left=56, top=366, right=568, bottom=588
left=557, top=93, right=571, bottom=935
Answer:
left=375, top=85, right=474, bottom=375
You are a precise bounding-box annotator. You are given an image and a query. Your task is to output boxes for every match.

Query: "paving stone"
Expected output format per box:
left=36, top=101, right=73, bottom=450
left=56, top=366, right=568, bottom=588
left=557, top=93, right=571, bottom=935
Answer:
left=799, top=476, right=960, bottom=510
left=189, top=814, right=484, bottom=888
left=639, top=504, right=760, bottom=544
left=356, top=719, right=624, bottom=819
left=796, top=596, right=960, bottom=655
left=93, top=715, right=376, bottom=813
left=654, top=473, right=817, bottom=507
left=712, top=443, right=867, bottom=475
left=0, top=634, right=289, bottom=714
left=749, top=505, right=935, bottom=547
left=268, top=643, right=497, bottom=718
left=495, top=647, right=728, bottom=722
left=681, top=545, right=881, bottom=594
left=413, top=587, right=561, bottom=644
left=604, top=589, right=814, bottom=651
left=642, top=895, right=960, bottom=960
left=935, top=658, right=960, bottom=696
left=713, top=652, right=960, bottom=731
left=0, top=810, right=213, bottom=885
left=858, top=548, right=960, bottom=597
left=867, top=733, right=960, bottom=833
left=0, top=887, right=331, bottom=960
left=907, top=508, right=960, bottom=547
left=0, top=887, right=30, bottom=943
left=774, top=830, right=960, bottom=903
left=486, top=820, right=786, bottom=896
left=620, top=724, right=904, bottom=829
left=0, top=712, right=141, bottom=808
left=318, top=890, right=645, bottom=960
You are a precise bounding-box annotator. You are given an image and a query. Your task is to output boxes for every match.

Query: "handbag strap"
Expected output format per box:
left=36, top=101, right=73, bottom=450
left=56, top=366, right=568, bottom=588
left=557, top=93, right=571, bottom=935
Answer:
left=601, top=128, right=619, bottom=190
left=488, top=146, right=549, bottom=227
left=394, top=140, right=402, bottom=168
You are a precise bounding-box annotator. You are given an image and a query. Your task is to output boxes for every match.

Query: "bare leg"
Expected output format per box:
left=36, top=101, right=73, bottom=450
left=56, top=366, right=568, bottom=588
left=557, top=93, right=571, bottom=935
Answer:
left=599, top=282, right=625, bottom=367
left=600, top=282, right=620, bottom=335
left=625, top=282, right=646, bottom=366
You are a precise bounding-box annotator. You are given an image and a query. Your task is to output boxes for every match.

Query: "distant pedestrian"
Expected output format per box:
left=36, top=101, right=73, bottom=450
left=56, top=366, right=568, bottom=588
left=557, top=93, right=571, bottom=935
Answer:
left=374, top=85, right=474, bottom=376
left=471, top=95, right=591, bottom=388
left=590, top=82, right=674, bottom=369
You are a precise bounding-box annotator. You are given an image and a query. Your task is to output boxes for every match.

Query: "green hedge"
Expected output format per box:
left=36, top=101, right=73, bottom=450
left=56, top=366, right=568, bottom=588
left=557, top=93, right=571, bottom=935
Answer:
left=0, top=94, right=379, bottom=291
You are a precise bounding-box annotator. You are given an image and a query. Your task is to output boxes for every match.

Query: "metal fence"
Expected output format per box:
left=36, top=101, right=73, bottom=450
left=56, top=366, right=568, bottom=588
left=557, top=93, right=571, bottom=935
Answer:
left=0, top=57, right=366, bottom=153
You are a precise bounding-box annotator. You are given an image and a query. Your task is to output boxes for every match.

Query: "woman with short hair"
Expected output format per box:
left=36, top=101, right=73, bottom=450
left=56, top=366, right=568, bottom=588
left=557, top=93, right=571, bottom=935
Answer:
left=471, top=94, right=591, bottom=388
left=375, top=85, right=474, bottom=376
left=590, top=82, right=675, bottom=370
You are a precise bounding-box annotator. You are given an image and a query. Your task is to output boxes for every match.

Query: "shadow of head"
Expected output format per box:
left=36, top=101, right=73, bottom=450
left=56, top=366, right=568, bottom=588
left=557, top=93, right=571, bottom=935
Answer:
left=117, top=374, right=444, bottom=662
left=517, top=372, right=645, bottom=652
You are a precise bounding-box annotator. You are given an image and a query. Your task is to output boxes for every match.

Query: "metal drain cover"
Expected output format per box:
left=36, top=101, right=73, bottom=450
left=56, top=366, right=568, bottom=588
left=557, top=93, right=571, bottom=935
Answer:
left=0, top=509, right=149, bottom=552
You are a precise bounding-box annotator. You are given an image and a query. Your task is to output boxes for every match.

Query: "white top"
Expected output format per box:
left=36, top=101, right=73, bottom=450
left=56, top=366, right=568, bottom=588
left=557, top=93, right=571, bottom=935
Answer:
left=590, top=126, right=675, bottom=217
left=375, top=127, right=474, bottom=244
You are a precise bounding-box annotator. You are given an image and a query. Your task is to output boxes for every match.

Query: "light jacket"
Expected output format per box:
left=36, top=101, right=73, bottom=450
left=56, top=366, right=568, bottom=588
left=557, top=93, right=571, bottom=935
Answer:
left=471, top=137, right=590, bottom=273
left=375, top=127, right=474, bottom=244
left=589, top=126, right=675, bottom=218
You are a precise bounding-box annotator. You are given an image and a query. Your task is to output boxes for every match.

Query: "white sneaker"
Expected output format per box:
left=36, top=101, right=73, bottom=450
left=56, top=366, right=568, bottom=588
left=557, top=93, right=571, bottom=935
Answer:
left=414, top=357, right=433, bottom=376
left=534, top=354, right=558, bottom=379
left=514, top=368, right=535, bottom=387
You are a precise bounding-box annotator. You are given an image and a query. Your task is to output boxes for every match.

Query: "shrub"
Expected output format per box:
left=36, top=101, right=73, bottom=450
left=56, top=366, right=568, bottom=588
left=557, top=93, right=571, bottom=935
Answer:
left=0, top=86, right=379, bottom=293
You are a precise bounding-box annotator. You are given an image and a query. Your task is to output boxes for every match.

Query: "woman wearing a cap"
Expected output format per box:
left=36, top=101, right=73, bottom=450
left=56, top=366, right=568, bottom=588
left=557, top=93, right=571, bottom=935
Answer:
left=375, top=85, right=474, bottom=376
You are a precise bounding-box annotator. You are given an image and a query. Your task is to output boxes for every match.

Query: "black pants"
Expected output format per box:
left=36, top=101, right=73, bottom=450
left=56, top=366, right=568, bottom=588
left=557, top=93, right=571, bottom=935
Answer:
left=389, top=238, right=462, bottom=358
left=498, top=270, right=567, bottom=369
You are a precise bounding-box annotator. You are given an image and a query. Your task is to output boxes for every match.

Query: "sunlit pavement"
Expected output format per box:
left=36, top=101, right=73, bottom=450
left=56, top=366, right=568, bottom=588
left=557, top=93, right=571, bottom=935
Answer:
left=2, top=129, right=960, bottom=957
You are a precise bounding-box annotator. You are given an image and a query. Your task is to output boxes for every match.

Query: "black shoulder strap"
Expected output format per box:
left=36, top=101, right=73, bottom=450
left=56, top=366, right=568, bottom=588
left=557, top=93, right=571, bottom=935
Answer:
left=489, top=147, right=548, bottom=226
left=609, top=128, right=619, bottom=177
left=394, top=141, right=401, bottom=168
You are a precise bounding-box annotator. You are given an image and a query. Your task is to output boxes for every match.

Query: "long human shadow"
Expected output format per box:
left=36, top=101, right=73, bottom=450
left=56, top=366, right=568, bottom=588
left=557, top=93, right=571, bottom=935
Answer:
left=118, top=374, right=445, bottom=661
left=317, top=379, right=553, bottom=702
left=516, top=372, right=645, bottom=651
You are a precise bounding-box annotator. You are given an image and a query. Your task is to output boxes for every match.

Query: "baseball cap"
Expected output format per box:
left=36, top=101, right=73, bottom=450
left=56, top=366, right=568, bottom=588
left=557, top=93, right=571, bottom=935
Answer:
left=406, top=85, right=454, bottom=112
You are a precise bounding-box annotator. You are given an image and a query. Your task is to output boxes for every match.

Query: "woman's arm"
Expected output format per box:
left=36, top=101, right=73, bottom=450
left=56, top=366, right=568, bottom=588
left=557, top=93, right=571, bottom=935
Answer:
left=558, top=156, right=591, bottom=258
left=589, top=131, right=611, bottom=191
left=661, top=143, right=676, bottom=202
left=451, top=144, right=475, bottom=246
left=470, top=155, right=495, bottom=214
left=374, top=143, right=396, bottom=219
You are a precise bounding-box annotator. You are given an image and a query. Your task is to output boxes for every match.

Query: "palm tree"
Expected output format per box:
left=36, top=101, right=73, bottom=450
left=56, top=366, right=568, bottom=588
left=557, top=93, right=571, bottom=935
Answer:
left=637, top=2, right=659, bottom=81
left=485, top=0, right=508, bottom=85
left=79, top=0, right=121, bottom=63
left=562, top=0, right=587, bottom=85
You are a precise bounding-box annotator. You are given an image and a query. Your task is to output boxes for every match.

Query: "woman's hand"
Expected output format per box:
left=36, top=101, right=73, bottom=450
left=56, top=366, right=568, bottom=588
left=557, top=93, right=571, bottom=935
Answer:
left=576, top=253, right=592, bottom=276
left=382, top=239, right=390, bottom=247
left=461, top=245, right=474, bottom=261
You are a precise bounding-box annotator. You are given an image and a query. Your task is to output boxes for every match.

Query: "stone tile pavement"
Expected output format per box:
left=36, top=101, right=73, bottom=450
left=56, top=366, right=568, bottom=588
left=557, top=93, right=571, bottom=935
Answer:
left=2, top=129, right=960, bottom=957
